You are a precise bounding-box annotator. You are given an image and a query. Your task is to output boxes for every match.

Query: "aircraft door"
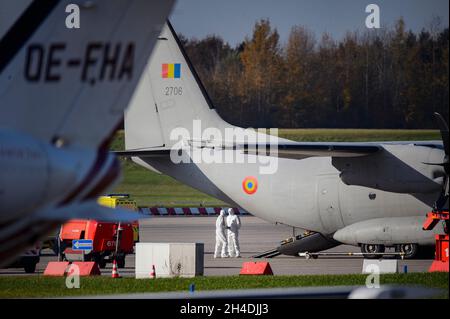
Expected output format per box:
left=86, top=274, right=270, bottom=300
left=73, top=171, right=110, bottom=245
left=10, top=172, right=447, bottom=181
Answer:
left=317, top=176, right=344, bottom=234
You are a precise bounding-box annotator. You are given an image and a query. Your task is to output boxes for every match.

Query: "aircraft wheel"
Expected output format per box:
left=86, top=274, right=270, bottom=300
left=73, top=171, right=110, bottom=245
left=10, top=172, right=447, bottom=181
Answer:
left=361, top=244, right=385, bottom=259
left=93, top=255, right=107, bottom=268
left=416, top=245, right=435, bottom=259
left=23, top=261, right=37, bottom=274
left=116, top=255, right=126, bottom=268
left=98, top=259, right=107, bottom=269
left=396, top=244, right=419, bottom=259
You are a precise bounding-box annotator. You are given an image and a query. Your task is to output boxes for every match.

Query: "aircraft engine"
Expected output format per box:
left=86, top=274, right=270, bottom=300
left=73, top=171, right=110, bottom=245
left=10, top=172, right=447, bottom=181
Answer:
left=0, top=129, right=120, bottom=221
left=332, top=216, right=443, bottom=246
left=334, top=144, right=445, bottom=194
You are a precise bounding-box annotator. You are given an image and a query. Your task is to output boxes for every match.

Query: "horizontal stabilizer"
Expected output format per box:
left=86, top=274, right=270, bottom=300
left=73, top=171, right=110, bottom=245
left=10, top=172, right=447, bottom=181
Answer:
left=113, top=148, right=171, bottom=158
left=36, top=201, right=146, bottom=222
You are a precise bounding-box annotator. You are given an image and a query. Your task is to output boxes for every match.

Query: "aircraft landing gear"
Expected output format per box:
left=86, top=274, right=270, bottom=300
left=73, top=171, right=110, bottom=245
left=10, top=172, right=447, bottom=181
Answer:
left=360, top=243, right=419, bottom=259
left=395, top=243, right=419, bottom=259
left=361, top=244, right=385, bottom=259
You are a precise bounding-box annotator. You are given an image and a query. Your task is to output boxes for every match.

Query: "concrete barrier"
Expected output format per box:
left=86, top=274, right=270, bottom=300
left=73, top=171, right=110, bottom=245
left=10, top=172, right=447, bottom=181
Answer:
left=135, top=243, right=204, bottom=279
left=43, top=261, right=101, bottom=276
left=69, top=262, right=101, bottom=276
left=43, top=261, right=70, bottom=276
left=362, top=259, right=398, bottom=274
left=240, top=262, right=273, bottom=275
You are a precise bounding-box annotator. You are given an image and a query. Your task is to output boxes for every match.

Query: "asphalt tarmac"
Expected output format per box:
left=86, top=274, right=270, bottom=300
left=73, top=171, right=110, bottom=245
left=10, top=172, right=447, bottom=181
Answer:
left=0, top=216, right=433, bottom=277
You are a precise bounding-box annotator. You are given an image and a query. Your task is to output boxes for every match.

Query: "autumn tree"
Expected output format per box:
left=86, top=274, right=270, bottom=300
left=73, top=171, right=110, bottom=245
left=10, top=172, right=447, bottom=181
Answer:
left=180, top=18, right=448, bottom=129
left=239, top=19, right=283, bottom=127
left=280, top=25, right=317, bottom=127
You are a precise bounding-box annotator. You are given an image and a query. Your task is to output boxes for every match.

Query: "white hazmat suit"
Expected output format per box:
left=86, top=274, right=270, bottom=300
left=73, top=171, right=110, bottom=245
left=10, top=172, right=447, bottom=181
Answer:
left=214, top=210, right=228, bottom=258
left=226, top=208, right=241, bottom=257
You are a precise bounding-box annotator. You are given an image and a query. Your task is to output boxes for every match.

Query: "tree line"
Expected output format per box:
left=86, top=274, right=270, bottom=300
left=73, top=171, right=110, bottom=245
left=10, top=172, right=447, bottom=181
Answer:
left=180, top=18, right=449, bottom=129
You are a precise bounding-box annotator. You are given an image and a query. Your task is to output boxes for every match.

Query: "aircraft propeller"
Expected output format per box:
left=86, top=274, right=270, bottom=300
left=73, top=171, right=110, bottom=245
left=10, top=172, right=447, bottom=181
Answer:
left=428, top=112, right=449, bottom=211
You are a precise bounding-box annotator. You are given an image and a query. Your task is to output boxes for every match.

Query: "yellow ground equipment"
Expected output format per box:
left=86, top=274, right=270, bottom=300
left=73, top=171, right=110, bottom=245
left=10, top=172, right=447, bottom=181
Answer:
left=98, top=194, right=140, bottom=242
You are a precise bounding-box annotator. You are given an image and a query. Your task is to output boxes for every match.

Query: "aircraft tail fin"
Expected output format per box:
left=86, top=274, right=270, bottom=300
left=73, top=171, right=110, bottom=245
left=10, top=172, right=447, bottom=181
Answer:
left=0, top=0, right=174, bottom=148
left=124, top=21, right=231, bottom=150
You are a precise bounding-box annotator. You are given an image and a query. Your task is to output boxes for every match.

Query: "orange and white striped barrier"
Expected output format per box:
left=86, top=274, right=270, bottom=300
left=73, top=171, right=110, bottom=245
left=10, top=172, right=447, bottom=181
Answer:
left=138, top=207, right=250, bottom=216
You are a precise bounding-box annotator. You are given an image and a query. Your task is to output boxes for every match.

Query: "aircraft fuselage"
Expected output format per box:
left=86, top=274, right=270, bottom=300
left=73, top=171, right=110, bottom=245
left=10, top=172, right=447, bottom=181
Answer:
left=135, top=146, right=442, bottom=246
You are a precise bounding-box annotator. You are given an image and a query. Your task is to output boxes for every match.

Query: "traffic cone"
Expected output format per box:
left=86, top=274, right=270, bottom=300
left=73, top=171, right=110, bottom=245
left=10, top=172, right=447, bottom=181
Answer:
left=111, top=259, right=121, bottom=278
left=150, top=264, right=156, bottom=279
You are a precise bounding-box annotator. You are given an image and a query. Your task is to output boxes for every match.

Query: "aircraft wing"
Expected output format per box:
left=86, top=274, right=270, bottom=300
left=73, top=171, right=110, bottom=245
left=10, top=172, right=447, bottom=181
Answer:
left=235, top=140, right=444, bottom=159
left=114, top=140, right=443, bottom=160
left=113, top=144, right=378, bottom=160
left=237, top=142, right=381, bottom=158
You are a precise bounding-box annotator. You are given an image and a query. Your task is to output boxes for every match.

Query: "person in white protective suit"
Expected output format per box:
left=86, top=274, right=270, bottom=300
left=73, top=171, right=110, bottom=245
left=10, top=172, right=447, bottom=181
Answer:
left=226, top=208, right=241, bottom=257
left=214, top=209, right=229, bottom=258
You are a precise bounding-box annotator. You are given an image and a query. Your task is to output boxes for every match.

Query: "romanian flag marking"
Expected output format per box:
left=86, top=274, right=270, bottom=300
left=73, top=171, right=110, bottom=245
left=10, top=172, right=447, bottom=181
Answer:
left=162, top=63, right=181, bottom=78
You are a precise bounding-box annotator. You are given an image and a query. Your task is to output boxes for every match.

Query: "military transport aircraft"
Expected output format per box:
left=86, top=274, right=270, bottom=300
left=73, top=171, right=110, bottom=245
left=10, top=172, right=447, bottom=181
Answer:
left=119, top=21, right=448, bottom=259
left=0, top=0, right=174, bottom=266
